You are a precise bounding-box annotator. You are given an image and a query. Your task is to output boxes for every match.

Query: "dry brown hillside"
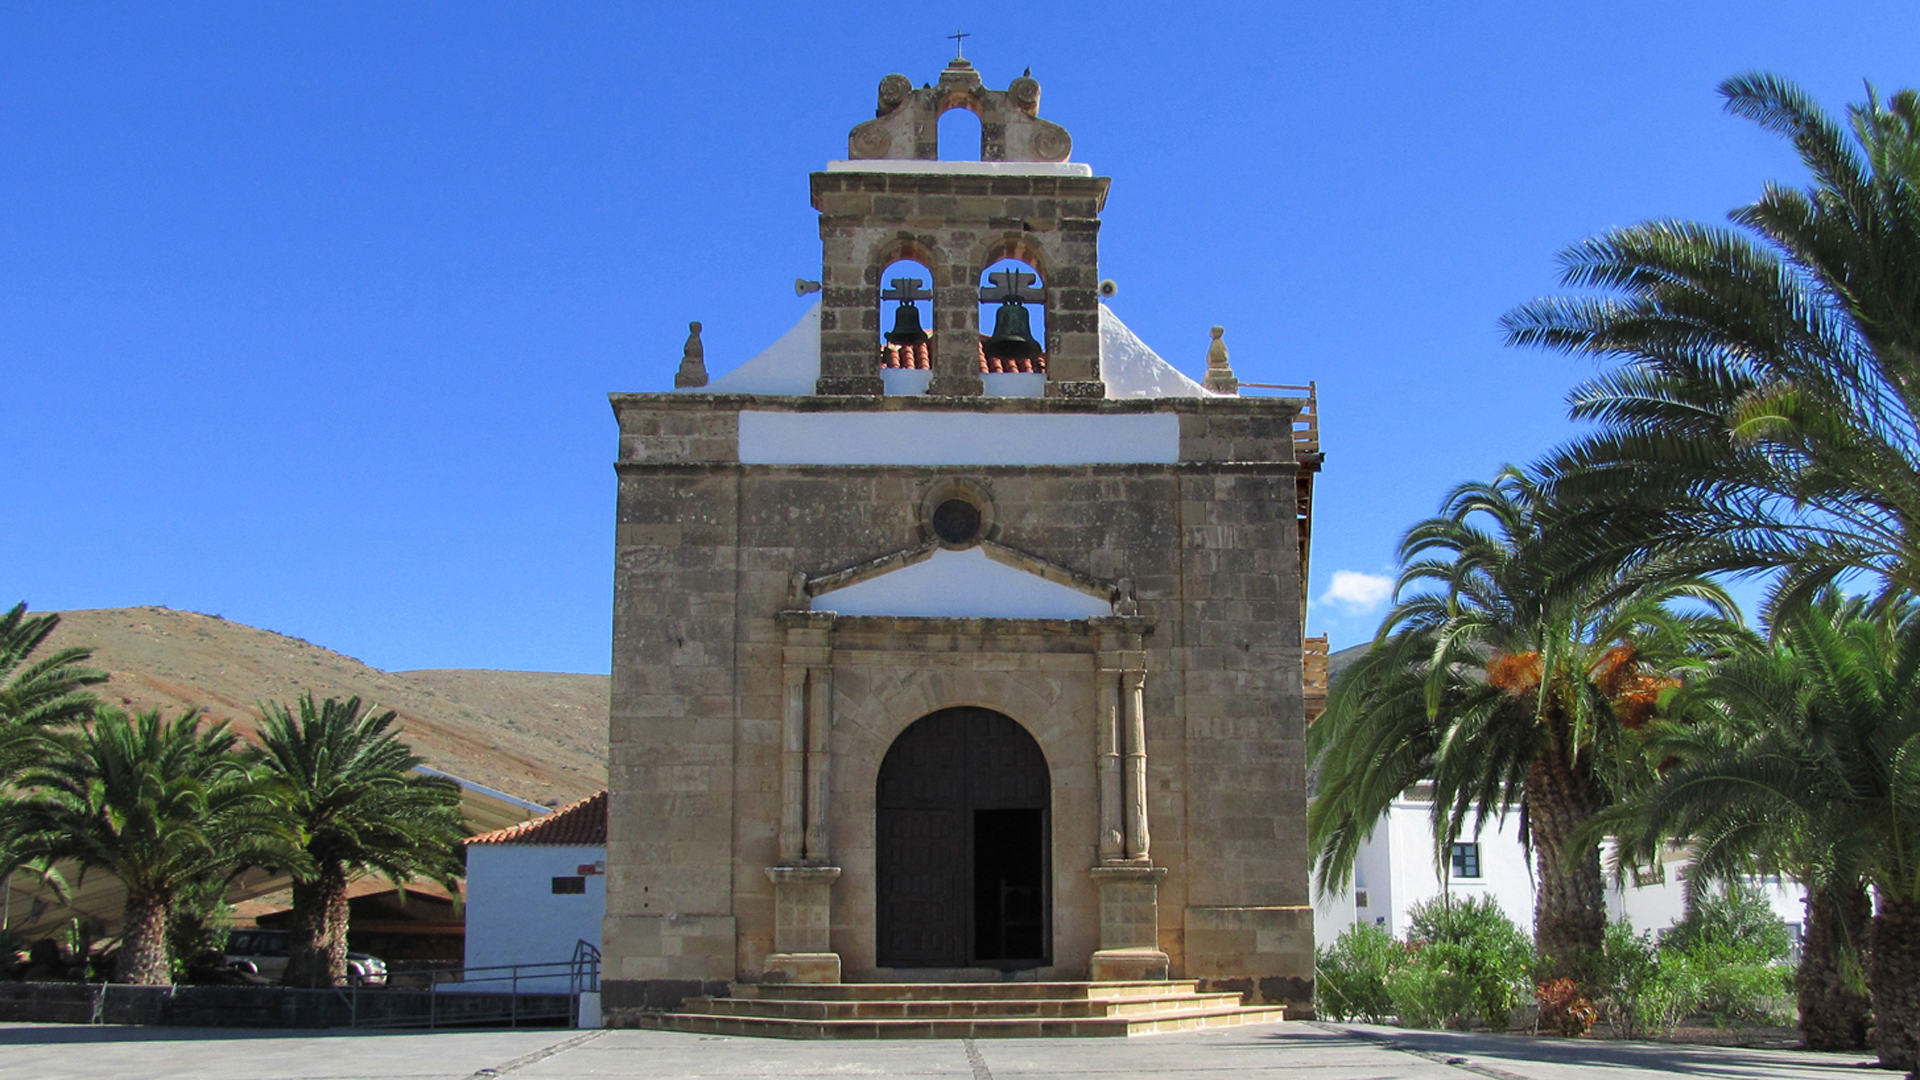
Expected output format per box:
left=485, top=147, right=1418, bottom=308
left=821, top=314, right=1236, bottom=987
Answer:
left=43, top=607, right=607, bottom=806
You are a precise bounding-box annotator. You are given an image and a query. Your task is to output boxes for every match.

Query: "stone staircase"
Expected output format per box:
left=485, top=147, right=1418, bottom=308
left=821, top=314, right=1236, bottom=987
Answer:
left=635, top=980, right=1287, bottom=1038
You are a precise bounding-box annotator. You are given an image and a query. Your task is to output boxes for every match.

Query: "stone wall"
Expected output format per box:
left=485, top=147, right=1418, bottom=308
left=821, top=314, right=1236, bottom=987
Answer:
left=812, top=171, right=1109, bottom=398
left=604, top=392, right=1313, bottom=1009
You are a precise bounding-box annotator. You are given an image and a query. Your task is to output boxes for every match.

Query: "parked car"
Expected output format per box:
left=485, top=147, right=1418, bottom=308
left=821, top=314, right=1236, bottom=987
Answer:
left=224, top=928, right=388, bottom=987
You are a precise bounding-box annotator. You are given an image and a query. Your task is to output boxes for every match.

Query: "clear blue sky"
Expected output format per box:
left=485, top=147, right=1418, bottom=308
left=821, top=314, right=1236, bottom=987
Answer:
left=5, top=3, right=1914, bottom=673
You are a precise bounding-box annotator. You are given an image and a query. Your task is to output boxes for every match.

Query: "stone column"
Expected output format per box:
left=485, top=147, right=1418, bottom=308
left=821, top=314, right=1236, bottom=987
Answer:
left=779, top=666, right=807, bottom=866
left=1088, top=618, right=1167, bottom=982
left=767, top=612, right=841, bottom=983
left=804, top=663, right=833, bottom=862
left=1122, top=667, right=1150, bottom=860
left=1096, top=667, right=1124, bottom=862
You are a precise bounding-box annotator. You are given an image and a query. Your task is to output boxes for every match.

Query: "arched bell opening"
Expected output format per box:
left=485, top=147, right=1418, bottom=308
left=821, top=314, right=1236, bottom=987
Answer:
left=978, top=257, right=1047, bottom=380
left=936, top=104, right=984, bottom=161
left=876, top=256, right=935, bottom=395
left=874, top=707, right=1052, bottom=969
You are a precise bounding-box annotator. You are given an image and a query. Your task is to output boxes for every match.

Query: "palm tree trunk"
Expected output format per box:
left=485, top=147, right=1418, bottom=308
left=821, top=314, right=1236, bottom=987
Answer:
left=1797, top=880, right=1871, bottom=1051
left=327, top=876, right=351, bottom=983
left=1870, top=894, right=1920, bottom=1073
left=283, top=866, right=348, bottom=987
left=114, top=890, right=171, bottom=985
left=1525, top=747, right=1607, bottom=982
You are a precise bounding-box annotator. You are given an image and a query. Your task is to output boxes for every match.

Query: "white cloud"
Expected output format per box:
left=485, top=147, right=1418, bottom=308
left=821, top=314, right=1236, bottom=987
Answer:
left=1320, top=570, right=1393, bottom=615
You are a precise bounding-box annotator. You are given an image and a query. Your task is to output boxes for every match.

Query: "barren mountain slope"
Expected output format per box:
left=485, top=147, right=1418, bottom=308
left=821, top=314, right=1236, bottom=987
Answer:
left=42, top=607, right=607, bottom=806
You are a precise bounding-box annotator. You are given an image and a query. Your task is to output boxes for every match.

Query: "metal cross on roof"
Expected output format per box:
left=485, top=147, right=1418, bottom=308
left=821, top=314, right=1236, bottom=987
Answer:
left=979, top=269, right=1040, bottom=305
left=881, top=276, right=932, bottom=304
left=948, top=29, right=970, bottom=58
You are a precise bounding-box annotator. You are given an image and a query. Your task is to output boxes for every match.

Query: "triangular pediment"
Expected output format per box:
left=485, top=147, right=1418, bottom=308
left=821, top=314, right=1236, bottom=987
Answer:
left=812, top=546, right=1113, bottom=620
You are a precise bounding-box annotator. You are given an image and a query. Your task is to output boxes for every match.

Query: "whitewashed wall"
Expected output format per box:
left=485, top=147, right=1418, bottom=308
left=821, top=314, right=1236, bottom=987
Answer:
left=464, top=844, right=606, bottom=992
left=1314, top=800, right=1808, bottom=953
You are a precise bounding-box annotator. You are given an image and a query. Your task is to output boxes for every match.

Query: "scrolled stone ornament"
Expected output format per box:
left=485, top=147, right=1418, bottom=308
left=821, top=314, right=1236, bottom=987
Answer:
left=876, top=73, right=913, bottom=114
left=1007, top=75, right=1041, bottom=114
left=1028, top=122, right=1071, bottom=162
left=850, top=119, right=895, bottom=159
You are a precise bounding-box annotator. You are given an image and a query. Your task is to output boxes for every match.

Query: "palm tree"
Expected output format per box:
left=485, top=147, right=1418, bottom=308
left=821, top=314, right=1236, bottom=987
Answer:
left=0, top=709, right=280, bottom=984
left=1502, top=75, right=1920, bottom=620
left=1309, top=468, right=1740, bottom=978
left=1605, top=590, right=1920, bottom=1070
left=1609, top=649, right=1873, bottom=1051
left=0, top=602, right=106, bottom=919
left=0, top=602, right=105, bottom=735
left=250, top=694, right=465, bottom=987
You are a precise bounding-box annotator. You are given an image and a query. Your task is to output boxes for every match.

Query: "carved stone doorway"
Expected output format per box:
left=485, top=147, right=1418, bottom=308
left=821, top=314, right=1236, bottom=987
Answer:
left=875, top=707, right=1050, bottom=969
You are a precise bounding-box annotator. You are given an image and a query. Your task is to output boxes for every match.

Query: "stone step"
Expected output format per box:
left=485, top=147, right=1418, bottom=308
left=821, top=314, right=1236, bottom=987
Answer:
left=680, top=990, right=1249, bottom=1020
left=635, top=1004, right=1289, bottom=1040
left=729, top=979, right=1201, bottom=1002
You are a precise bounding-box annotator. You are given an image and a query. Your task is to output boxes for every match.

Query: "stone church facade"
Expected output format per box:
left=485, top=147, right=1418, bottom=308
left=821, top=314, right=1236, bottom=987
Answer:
left=602, top=59, right=1320, bottom=1016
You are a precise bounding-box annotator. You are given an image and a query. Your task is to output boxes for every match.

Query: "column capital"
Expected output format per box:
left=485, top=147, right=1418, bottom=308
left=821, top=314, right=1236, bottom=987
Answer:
left=1089, top=864, right=1167, bottom=885
left=765, top=865, right=843, bottom=886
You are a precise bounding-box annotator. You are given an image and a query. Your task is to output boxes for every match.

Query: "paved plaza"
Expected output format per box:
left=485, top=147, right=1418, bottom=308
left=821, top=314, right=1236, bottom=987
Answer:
left=0, top=1021, right=1890, bottom=1080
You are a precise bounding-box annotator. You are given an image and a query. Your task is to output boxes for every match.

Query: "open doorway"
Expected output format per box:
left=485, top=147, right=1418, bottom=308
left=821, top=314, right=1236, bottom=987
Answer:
left=874, top=707, right=1051, bottom=969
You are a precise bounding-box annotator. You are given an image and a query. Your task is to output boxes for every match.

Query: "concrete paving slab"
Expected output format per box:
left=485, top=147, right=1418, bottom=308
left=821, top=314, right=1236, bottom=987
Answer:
left=0, top=1020, right=1894, bottom=1080
left=1331, top=1023, right=1882, bottom=1080
left=0, top=1023, right=590, bottom=1080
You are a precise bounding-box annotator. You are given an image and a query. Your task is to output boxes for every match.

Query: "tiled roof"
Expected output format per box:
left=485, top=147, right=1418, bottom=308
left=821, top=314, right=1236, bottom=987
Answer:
left=880, top=335, right=1046, bottom=375
left=464, top=789, right=607, bottom=847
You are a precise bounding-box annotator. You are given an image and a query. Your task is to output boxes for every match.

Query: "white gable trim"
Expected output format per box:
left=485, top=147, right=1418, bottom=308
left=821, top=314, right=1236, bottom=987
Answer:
left=811, top=547, right=1113, bottom=620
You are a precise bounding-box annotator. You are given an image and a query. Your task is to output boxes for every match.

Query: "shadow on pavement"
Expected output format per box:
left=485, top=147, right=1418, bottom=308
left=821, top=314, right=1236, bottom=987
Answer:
left=1283, top=1022, right=1883, bottom=1079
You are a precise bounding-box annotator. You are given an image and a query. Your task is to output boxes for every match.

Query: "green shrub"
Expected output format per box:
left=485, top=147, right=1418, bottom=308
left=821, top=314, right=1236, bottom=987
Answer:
left=1666, top=883, right=1793, bottom=1029
left=1665, top=881, right=1789, bottom=962
left=1315, top=922, right=1398, bottom=1023
left=1402, top=895, right=1533, bottom=1031
left=1385, top=943, right=1477, bottom=1028
left=1596, top=919, right=1699, bottom=1039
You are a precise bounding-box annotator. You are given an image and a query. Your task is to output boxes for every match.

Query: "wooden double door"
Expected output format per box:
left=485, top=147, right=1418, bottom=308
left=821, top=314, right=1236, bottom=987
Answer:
left=875, top=707, right=1051, bottom=969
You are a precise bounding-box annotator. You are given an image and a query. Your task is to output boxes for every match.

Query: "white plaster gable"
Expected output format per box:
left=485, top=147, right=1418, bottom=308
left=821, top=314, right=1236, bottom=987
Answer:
left=1098, top=305, right=1217, bottom=399
left=816, top=547, right=1111, bottom=620
left=699, top=301, right=822, bottom=396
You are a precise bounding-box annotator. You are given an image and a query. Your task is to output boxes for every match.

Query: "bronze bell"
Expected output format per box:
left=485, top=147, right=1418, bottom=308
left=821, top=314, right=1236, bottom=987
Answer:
left=982, top=301, right=1042, bottom=361
left=885, top=301, right=929, bottom=346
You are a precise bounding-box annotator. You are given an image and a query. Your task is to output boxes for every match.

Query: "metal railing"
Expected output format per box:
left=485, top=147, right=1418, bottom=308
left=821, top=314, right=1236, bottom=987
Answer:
left=1238, top=381, right=1320, bottom=456
left=345, top=940, right=600, bottom=1030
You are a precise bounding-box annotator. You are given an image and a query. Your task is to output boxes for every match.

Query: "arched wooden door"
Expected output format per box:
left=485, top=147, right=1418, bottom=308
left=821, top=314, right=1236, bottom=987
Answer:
left=875, top=707, right=1050, bottom=969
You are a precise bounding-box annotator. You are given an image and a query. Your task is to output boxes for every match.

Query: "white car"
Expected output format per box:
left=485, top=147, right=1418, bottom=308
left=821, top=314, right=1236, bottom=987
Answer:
left=224, top=928, right=388, bottom=987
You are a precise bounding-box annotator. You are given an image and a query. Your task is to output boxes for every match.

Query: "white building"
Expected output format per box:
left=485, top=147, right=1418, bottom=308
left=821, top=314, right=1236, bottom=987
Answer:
left=463, top=790, right=607, bottom=991
left=1313, top=795, right=1804, bottom=949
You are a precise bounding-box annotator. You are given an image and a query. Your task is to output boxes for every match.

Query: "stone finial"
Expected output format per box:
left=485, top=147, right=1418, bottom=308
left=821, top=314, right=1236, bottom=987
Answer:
left=1203, top=325, right=1239, bottom=395
left=674, top=321, right=708, bottom=389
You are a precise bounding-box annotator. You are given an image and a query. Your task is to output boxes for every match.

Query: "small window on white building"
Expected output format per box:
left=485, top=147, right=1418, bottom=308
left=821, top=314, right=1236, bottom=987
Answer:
left=1355, top=889, right=1369, bottom=909
left=552, top=876, right=587, bottom=895
left=1450, top=842, right=1482, bottom=879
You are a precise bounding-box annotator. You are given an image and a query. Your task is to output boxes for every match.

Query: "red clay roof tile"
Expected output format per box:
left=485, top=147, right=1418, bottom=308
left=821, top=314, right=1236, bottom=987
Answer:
left=879, top=336, right=1045, bottom=375
left=464, top=789, right=607, bottom=847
